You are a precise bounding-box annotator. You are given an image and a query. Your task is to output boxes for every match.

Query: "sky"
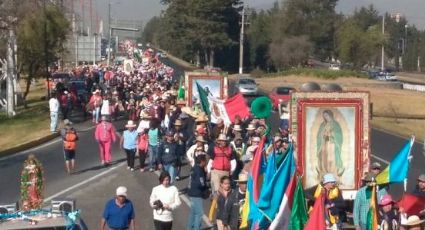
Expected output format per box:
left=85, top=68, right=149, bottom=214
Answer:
left=89, top=0, right=425, bottom=35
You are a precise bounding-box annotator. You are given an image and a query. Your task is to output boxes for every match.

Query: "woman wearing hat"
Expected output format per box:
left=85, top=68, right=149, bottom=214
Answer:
left=120, top=120, right=139, bottom=171
left=401, top=215, right=425, bottom=230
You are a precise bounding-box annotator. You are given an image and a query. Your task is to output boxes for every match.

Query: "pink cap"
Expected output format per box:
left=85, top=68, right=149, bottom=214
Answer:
left=379, top=194, right=393, bottom=206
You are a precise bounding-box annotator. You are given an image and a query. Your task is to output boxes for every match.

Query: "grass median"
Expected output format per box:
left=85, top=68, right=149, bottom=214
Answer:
left=0, top=80, right=52, bottom=153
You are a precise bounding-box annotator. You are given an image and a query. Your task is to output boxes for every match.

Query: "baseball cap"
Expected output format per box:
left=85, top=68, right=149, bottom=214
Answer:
left=116, top=186, right=127, bottom=197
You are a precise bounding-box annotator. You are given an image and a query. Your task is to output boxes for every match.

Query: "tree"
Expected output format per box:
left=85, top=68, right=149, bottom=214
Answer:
left=269, top=35, right=312, bottom=69
left=246, top=9, right=273, bottom=70
left=17, top=4, right=69, bottom=102
left=275, top=0, right=339, bottom=60
left=336, top=18, right=383, bottom=69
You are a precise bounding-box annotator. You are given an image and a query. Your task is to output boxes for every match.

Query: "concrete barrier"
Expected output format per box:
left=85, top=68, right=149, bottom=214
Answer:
left=403, top=83, right=425, bottom=92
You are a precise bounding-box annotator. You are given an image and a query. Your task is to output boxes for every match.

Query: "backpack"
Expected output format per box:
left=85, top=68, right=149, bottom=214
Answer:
left=64, top=129, right=77, bottom=150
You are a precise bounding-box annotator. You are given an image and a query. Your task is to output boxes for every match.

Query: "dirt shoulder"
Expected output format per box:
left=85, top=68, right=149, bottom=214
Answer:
left=250, top=75, right=425, bottom=141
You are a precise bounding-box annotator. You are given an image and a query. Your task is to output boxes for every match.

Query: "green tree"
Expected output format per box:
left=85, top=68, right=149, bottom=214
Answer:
left=17, top=4, right=69, bottom=102
left=276, top=0, right=339, bottom=60
left=246, top=9, right=273, bottom=70
left=336, top=18, right=383, bottom=69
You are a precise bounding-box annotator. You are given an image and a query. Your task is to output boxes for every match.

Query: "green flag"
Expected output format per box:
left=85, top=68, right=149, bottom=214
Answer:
left=196, top=82, right=210, bottom=115
left=178, top=77, right=185, bottom=100
left=289, top=177, right=308, bottom=230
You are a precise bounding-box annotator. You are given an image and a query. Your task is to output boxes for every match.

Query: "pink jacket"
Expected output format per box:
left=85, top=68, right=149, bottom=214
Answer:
left=95, top=122, right=117, bottom=142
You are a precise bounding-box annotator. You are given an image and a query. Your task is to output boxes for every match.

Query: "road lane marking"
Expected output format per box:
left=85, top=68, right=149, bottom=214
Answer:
left=44, top=161, right=126, bottom=203
left=371, top=154, right=390, bottom=164
left=154, top=171, right=214, bottom=228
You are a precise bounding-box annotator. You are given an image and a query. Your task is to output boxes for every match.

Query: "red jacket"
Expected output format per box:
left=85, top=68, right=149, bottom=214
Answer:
left=212, top=146, right=233, bottom=171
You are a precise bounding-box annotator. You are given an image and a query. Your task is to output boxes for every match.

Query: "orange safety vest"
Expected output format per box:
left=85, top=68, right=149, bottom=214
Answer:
left=64, top=129, right=78, bottom=150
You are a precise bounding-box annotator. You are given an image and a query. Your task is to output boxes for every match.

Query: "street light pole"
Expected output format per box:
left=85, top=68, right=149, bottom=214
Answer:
left=106, top=2, right=111, bottom=67
left=44, top=0, right=50, bottom=99
left=381, top=15, right=385, bottom=71
left=239, top=4, right=245, bottom=74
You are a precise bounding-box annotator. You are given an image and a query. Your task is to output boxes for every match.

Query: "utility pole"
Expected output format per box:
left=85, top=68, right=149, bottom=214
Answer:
left=239, top=5, right=246, bottom=74
left=381, top=15, right=385, bottom=71
left=44, top=0, right=50, bottom=99
left=107, top=1, right=112, bottom=67
left=6, top=28, right=16, bottom=117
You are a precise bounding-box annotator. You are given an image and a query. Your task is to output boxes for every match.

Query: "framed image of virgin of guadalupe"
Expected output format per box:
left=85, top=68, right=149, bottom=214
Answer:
left=290, top=91, right=370, bottom=194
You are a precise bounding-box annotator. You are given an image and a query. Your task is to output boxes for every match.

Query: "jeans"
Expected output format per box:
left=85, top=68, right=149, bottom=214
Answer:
left=148, top=145, right=158, bottom=170
left=163, top=163, right=176, bottom=184
left=124, top=148, right=136, bottom=169
left=50, top=112, right=59, bottom=132
left=187, top=197, right=203, bottom=230
left=153, top=220, right=172, bottom=230
left=93, top=107, right=101, bottom=123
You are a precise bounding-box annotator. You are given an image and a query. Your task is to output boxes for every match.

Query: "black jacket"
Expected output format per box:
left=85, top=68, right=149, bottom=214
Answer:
left=216, top=190, right=240, bottom=229
left=158, top=141, right=177, bottom=165
left=187, top=165, right=207, bottom=198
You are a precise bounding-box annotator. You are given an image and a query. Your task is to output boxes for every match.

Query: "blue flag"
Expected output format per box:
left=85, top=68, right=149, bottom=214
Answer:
left=257, top=144, right=295, bottom=229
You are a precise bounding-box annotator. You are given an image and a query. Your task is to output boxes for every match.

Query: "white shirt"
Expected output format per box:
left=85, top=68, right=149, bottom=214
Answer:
left=49, top=98, right=59, bottom=113
left=186, top=144, right=209, bottom=167
left=149, top=184, right=181, bottom=222
left=137, top=119, right=150, bottom=133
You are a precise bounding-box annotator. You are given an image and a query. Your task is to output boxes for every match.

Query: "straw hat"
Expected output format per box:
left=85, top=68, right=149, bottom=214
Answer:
left=217, top=134, right=228, bottom=141
left=196, top=136, right=207, bottom=143
left=181, top=106, right=198, bottom=118
left=235, top=173, right=248, bottom=183
left=63, top=119, right=73, bottom=126
left=233, top=125, right=242, bottom=131
left=125, top=120, right=137, bottom=128
left=246, top=123, right=256, bottom=130
left=176, top=99, right=186, bottom=106
left=402, top=215, right=425, bottom=226
left=195, top=113, right=209, bottom=123
left=140, top=111, right=151, bottom=119
left=174, top=119, right=183, bottom=126
left=92, top=89, right=101, bottom=94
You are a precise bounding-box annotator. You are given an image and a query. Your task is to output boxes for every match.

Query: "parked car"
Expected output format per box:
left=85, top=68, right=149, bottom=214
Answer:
left=269, top=86, right=294, bottom=110
left=376, top=72, right=398, bottom=81
left=329, top=63, right=340, bottom=71
left=236, top=76, right=258, bottom=96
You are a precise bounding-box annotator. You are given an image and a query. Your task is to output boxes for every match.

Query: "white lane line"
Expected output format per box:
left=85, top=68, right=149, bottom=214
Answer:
left=371, top=154, right=390, bottom=164
left=154, top=171, right=213, bottom=228
left=44, top=162, right=126, bottom=203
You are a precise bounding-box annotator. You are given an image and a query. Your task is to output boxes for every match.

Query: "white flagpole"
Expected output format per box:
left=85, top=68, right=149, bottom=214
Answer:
left=405, top=136, right=415, bottom=192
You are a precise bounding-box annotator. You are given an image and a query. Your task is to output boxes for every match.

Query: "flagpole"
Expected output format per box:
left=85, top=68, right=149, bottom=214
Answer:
left=404, top=136, right=415, bottom=192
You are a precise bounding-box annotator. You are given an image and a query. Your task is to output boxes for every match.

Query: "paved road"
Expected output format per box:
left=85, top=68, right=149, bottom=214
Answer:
left=1, top=59, right=424, bottom=229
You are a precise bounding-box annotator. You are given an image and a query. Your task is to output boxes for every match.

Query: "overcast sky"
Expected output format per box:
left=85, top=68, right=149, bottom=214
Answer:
left=91, top=0, right=425, bottom=33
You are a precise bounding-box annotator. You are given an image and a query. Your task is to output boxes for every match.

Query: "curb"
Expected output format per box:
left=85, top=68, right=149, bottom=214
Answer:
left=0, top=132, right=60, bottom=157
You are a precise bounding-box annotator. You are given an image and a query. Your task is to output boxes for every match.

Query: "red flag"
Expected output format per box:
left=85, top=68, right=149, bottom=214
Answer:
left=250, top=136, right=266, bottom=203
left=304, top=193, right=326, bottom=230
left=223, top=93, right=251, bottom=123
left=398, top=193, right=425, bottom=216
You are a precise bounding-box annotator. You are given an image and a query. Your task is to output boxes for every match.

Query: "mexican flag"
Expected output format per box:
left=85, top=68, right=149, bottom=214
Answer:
left=196, top=82, right=250, bottom=125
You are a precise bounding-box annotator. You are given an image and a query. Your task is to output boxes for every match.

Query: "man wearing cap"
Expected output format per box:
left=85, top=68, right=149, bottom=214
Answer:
left=120, top=120, right=139, bottom=171
left=60, top=119, right=78, bottom=174
left=378, top=194, right=400, bottom=229
left=158, top=131, right=179, bottom=184
left=235, top=173, right=248, bottom=228
left=95, top=116, right=117, bottom=166
left=187, top=136, right=209, bottom=167
left=353, top=173, right=388, bottom=230
left=101, top=186, right=135, bottom=230
left=207, top=133, right=237, bottom=193
left=412, top=174, right=425, bottom=197
left=371, top=162, right=382, bottom=176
